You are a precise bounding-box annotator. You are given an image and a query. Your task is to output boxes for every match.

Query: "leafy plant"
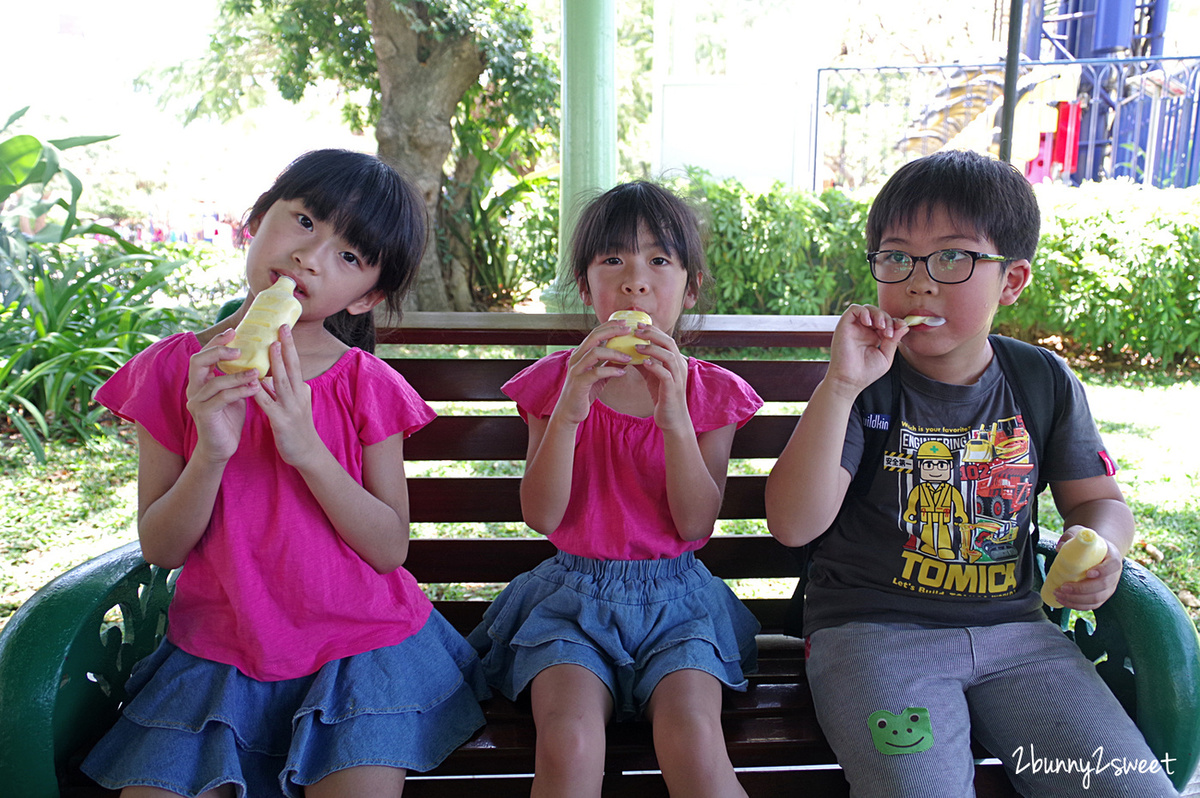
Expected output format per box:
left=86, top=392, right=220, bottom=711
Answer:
left=999, top=181, right=1200, bottom=368
left=442, top=110, right=557, bottom=308
left=1, top=109, right=196, bottom=461
left=683, top=169, right=871, bottom=316
left=506, top=172, right=1198, bottom=372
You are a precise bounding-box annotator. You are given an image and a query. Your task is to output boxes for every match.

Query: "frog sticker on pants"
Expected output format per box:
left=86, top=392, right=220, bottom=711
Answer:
left=868, top=707, right=934, bottom=755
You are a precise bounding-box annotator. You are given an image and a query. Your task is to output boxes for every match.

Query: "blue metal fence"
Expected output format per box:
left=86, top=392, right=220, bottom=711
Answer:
left=813, top=56, right=1200, bottom=190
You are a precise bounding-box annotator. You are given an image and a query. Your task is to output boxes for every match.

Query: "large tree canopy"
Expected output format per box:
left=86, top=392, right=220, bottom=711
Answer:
left=165, top=0, right=558, bottom=310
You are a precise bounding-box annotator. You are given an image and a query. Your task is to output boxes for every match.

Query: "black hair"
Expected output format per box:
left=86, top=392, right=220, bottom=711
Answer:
left=242, top=149, right=426, bottom=352
left=866, top=150, right=1040, bottom=263
left=570, top=181, right=710, bottom=332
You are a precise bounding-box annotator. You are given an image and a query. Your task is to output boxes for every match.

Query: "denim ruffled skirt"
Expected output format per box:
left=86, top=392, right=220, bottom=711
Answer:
left=81, top=609, right=489, bottom=797
left=467, top=550, right=759, bottom=721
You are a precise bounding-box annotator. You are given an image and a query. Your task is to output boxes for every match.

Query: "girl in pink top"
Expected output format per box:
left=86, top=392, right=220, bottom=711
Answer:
left=469, top=182, right=763, bottom=797
left=82, top=150, right=487, bottom=798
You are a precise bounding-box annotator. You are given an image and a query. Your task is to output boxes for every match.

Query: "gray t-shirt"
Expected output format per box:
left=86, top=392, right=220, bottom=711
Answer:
left=804, top=349, right=1114, bottom=634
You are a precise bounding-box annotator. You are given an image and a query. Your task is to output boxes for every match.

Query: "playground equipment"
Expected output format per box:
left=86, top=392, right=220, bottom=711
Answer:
left=1032, top=0, right=1197, bottom=187
left=896, top=0, right=1197, bottom=187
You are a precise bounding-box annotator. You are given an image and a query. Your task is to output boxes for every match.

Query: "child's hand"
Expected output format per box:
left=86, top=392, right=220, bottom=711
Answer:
left=1051, top=525, right=1123, bottom=610
left=824, top=304, right=909, bottom=397
left=252, top=325, right=324, bottom=468
left=553, top=318, right=636, bottom=425
left=628, top=324, right=691, bottom=432
left=186, top=328, right=261, bottom=463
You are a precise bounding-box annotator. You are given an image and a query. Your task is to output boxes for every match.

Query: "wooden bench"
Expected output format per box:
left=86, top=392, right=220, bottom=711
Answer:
left=1, top=312, right=1198, bottom=797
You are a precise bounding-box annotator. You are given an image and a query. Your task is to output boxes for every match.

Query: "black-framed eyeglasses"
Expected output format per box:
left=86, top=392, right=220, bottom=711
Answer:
left=866, top=249, right=1012, bottom=285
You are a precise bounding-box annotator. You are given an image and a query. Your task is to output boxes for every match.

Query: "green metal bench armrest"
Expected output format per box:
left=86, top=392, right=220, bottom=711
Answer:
left=0, top=541, right=173, bottom=798
left=1038, top=538, right=1200, bottom=790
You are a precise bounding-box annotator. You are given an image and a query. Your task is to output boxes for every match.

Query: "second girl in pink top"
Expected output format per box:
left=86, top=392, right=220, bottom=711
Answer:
left=469, top=181, right=762, bottom=798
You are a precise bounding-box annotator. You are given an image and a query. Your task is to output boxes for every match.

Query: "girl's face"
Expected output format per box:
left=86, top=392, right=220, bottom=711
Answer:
left=244, top=199, right=384, bottom=321
left=580, top=225, right=698, bottom=334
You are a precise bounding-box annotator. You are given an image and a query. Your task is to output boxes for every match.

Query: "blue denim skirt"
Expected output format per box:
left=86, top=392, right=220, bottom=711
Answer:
left=467, top=551, right=759, bottom=721
left=81, top=609, right=489, bottom=797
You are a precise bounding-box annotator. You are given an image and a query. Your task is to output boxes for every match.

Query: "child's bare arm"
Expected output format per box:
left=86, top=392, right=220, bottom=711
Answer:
left=520, top=414, right=578, bottom=535
left=135, top=426, right=224, bottom=569
left=1047, top=474, right=1135, bottom=610
left=766, top=305, right=907, bottom=546
left=137, top=333, right=263, bottom=568
left=634, top=325, right=731, bottom=540
left=664, top=422, right=736, bottom=542
left=765, top=382, right=857, bottom=547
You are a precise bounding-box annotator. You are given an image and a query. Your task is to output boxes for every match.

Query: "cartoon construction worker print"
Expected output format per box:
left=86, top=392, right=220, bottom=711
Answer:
left=903, top=440, right=969, bottom=561
left=888, top=417, right=1033, bottom=599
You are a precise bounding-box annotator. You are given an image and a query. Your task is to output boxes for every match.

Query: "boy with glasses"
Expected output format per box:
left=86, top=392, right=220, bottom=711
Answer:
left=765, top=150, right=1176, bottom=796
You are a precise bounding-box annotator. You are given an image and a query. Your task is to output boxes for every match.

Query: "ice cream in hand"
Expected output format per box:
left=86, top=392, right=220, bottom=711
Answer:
left=606, top=310, right=652, bottom=364
left=222, top=277, right=303, bottom=377
left=1040, top=527, right=1108, bottom=608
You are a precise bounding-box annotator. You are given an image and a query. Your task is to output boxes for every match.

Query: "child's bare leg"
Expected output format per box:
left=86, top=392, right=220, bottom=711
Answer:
left=122, top=788, right=234, bottom=798
left=646, top=669, right=746, bottom=798
left=530, top=664, right=612, bottom=798
left=305, top=765, right=405, bottom=797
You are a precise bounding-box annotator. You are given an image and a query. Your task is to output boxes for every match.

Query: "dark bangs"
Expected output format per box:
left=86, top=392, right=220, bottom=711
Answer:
left=571, top=181, right=707, bottom=288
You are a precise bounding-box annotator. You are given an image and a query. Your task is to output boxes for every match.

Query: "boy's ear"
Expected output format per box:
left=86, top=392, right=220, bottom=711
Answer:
left=999, top=259, right=1032, bottom=306
left=346, top=289, right=386, bottom=316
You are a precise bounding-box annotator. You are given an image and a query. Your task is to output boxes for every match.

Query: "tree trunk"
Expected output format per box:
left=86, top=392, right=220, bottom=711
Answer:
left=439, top=150, right=481, bottom=310
left=365, top=0, right=485, bottom=311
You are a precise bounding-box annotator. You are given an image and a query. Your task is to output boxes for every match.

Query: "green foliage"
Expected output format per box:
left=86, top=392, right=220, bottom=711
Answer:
left=511, top=177, right=560, bottom=291
left=616, top=0, right=654, bottom=178
left=1, top=110, right=198, bottom=461
left=444, top=103, right=559, bottom=307
left=682, top=169, right=872, bottom=316
left=1000, top=182, right=1200, bottom=367
left=170, top=0, right=561, bottom=136
left=507, top=174, right=1198, bottom=370
left=164, top=0, right=561, bottom=311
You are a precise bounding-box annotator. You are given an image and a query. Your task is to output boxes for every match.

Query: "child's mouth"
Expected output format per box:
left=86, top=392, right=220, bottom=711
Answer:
left=902, top=315, right=946, bottom=328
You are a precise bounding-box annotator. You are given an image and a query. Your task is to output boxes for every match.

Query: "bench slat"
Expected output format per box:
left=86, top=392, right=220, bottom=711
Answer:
left=405, top=414, right=802, bottom=461
left=389, top=359, right=532, bottom=401
left=378, top=312, right=838, bottom=349
left=407, top=535, right=799, bottom=583
left=389, top=358, right=828, bottom=404
left=409, top=475, right=771, bottom=522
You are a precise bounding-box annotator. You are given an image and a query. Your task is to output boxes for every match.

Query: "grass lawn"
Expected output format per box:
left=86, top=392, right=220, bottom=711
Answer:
left=2, top=377, right=1198, bottom=631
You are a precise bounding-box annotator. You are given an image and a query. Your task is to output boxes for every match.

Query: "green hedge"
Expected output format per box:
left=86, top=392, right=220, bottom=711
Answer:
left=1002, top=182, right=1200, bottom=366
left=686, top=170, right=871, bottom=316
left=510, top=174, right=1200, bottom=367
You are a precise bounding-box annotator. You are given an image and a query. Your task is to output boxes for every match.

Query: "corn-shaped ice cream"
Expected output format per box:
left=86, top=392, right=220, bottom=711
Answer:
left=222, top=277, right=302, bottom=377
left=606, top=310, right=652, bottom=364
left=1040, top=527, right=1108, bottom=608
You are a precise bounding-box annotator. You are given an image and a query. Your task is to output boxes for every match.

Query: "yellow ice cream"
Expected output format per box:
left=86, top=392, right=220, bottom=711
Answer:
left=606, top=310, right=652, bottom=364
left=1040, top=527, right=1108, bottom=608
left=222, top=277, right=303, bottom=377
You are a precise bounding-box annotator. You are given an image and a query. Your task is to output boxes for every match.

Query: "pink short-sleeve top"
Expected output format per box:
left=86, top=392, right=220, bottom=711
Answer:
left=96, top=333, right=436, bottom=681
left=502, top=350, right=762, bottom=560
